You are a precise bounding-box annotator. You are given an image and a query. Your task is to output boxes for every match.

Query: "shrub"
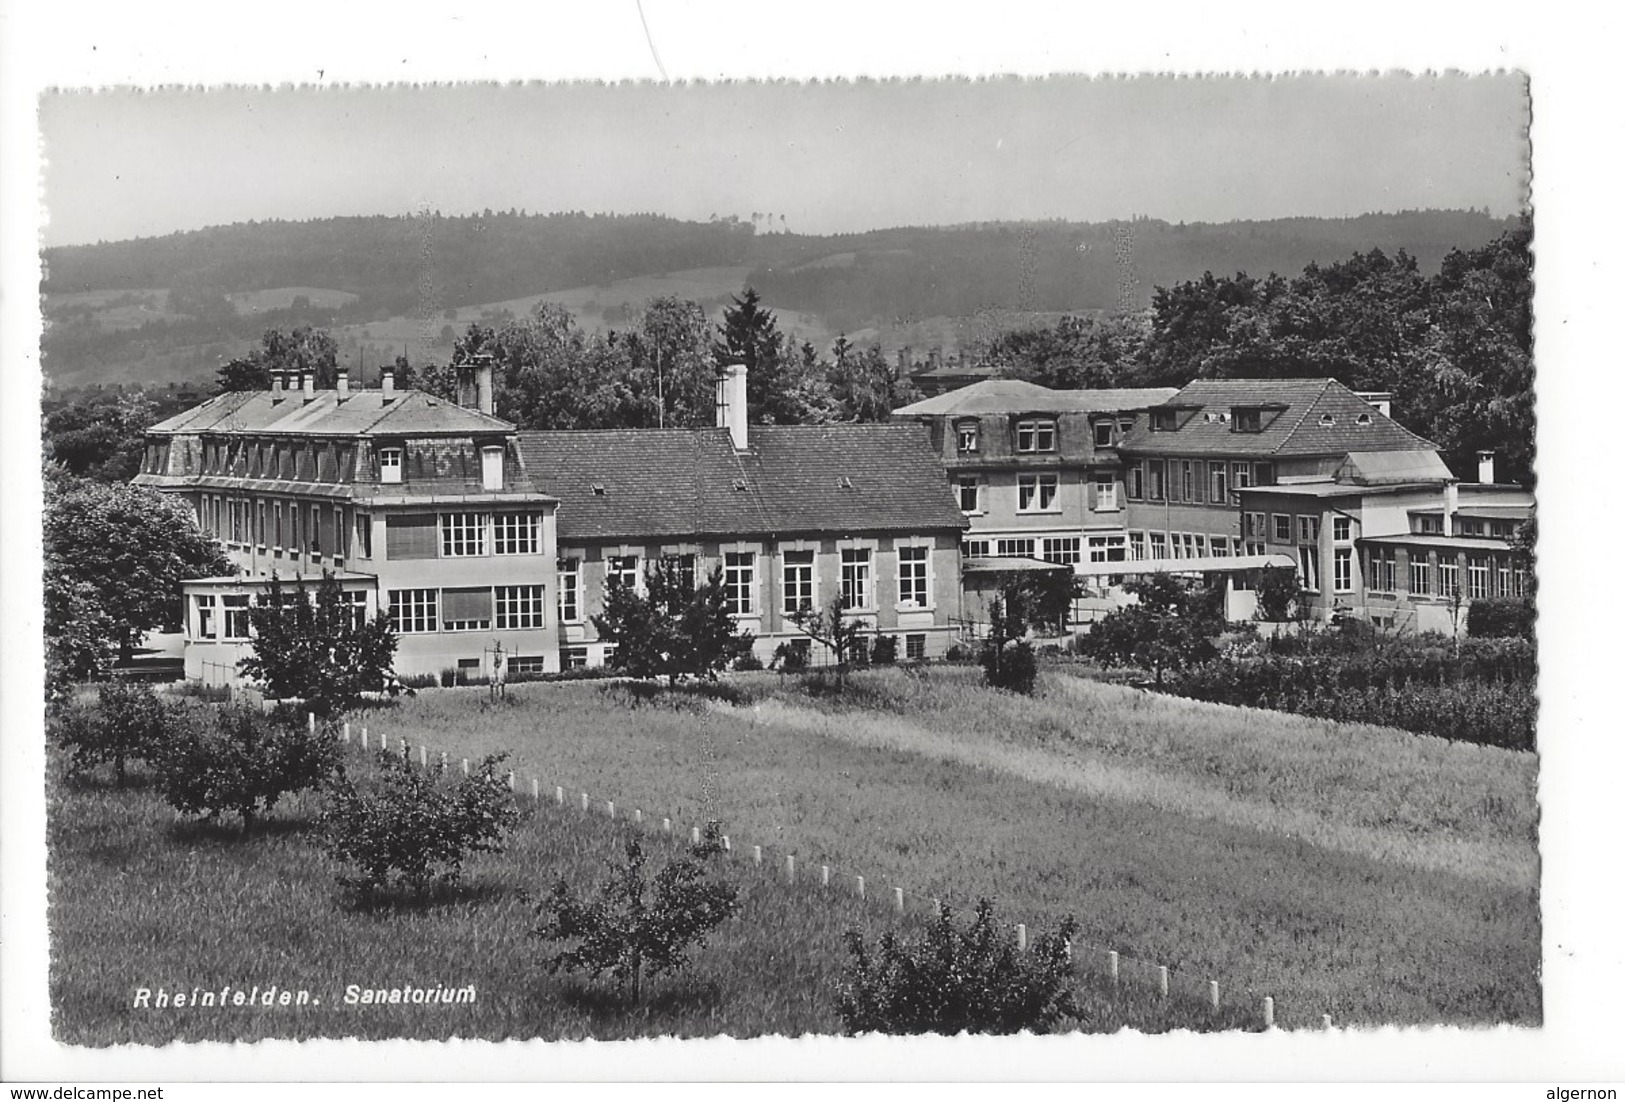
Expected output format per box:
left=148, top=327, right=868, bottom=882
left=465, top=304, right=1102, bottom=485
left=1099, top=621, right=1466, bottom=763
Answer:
left=593, top=561, right=755, bottom=686
left=154, top=705, right=340, bottom=833
left=1255, top=565, right=1306, bottom=622
left=837, top=899, right=1080, bottom=1035
left=531, top=835, right=740, bottom=1003
left=871, top=634, right=899, bottom=666
left=1081, top=573, right=1220, bottom=686
left=1467, top=597, right=1536, bottom=640
left=320, top=752, right=520, bottom=898
left=52, top=679, right=176, bottom=786
left=439, top=668, right=458, bottom=688
left=772, top=639, right=810, bottom=672
left=237, top=571, right=399, bottom=717
left=982, top=639, right=1038, bottom=695
left=732, top=649, right=764, bottom=672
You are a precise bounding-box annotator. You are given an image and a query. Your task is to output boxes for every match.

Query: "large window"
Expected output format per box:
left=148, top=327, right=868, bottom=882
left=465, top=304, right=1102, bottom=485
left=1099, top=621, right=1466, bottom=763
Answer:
left=222, top=595, right=252, bottom=640
left=1231, top=461, right=1252, bottom=491
left=195, top=595, right=216, bottom=640
left=1297, top=516, right=1320, bottom=543
left=607, top=554, right=640, bottom=593
left=1333, top=516, right=1352, bottom=542
left=494, top=513, right=539, bottom=555
left=1043, top=537, right=1082, bottom=565
left=1272, top=514, right=1292, bottom=543
left=995, top=537, right=1036, bottom=558
left=1127, top=531, right=1146, bottom=560
left=1299, top=546, right=1321, bottom=592
left=1409, top=554, right=1431, bottom=595
left=481, top=445, right=504, bottom=491
left=1017, top=473, right=1059, bottom=513
left=379, top=447, right=403, bottom=484
left=840, top=548, right=872, bottom=610
left=495, top=585, right=546, bottom=630
left=724, top=552, right=756, bottom=615
left=1088, top=534, right=1127, bottom=563
left=957, top=476, right=981, bottom=514
left=1148, top=532, right=1168, bottom=559
left=1467, top=556, right=1492, bottom=600
left=1437, top=559, right=1460, bottom=598
left=309, top=504, right=322, bottom=556
left=440, top=512, right=489, bottom=557
left=354, top=512, right=372, bottom=558
left=1015, top=419, right=1057, bottom=453
left=898, top=546, right=931, bottom=608
left=1182, top=461, right=1198, bottom=503
left=442, top=588, right=494, bottom=632
left=255, top=501, right=266, bottom=547
left=345, top=590, right=368, bottom=631
left=389, top=589, right=438, bottom=634
left=1210, top=463, right=1227, bottom=504
left=956, top=421, right=980, bottom=454
left=385, top=514, right=437, bottom=560
left=905, top=634, right=927, bottom=661
left=1333, top=548, right=1353, bottom=593
left=662, top=552, right=697, bottom=592
left=1370, top=549, right=1397, bottom=592
left=558, top=558, right=581, bottom=622
left=1093, top=474, right=1118, bottom=512
left=1147, top=460, right=1165, bottom=501
left=963, top=538, right=991, bottom=558
left=1127, top=464, right=1144, bottom=500
left=782, top=550, right=816, bottom=615
left=1093, top=420, right=1115, bottom=448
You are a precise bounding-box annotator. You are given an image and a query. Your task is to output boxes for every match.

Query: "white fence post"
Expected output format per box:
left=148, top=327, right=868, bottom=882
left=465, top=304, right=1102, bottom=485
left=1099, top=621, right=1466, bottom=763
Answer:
left=634, top=809, right=643, bottom=826
left=419, top=745, right=428, bottom=769
left=607, top=801, right=615, bottom=820
left=380, top=732, right=387, bottom=752
left=1158, top=966, right=1169, bottom=999
left=1017, top=924, right=1028, bottom=951
left=691, top=826, right=701, bottom=845
left=532, top=778, right=540, bottom=803
left=1209, top=981, right=1220, bottom=1011
left=662, top=817, right=672, bottom=834
left=1322, top=1013, right=1333, bottom=1031
left=361, top=728, right=369, bottom=751
left=555, top=785, right=565, bottom=806
left=462, top=757, right=470, bottom=777
left=440, top=751, right=448, bottom=773
left=581, top=793, right=590, bottom=813
left=308, top=712, right=315, bottom=734
left=1262, top=996, right=1275, bottom=1030
left=1108, top=951, right=1119, bottom=986
left=856, top=875, right=865, bottom=900
left=506, top=770, right=515, bottom=792
left=893, top=887, right=904, bottom=914
left=785, top=855, right=795, bottom=883
left=341, top=721, right=350, bottom=743
left=821, top=865, right=831, bottom=888
left=752, top=845, right=763, bottom=866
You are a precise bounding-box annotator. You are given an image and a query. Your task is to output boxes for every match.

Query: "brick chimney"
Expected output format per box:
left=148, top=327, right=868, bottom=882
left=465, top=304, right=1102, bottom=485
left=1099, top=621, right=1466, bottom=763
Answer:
left=476, top=355, right=494, bottom=416
left=715, top=362, right=748, bottom=451
left=337, top=373, right=351, bottom=400
left=271, top=370, right=286, bottom=402
left=1477, top=449, right=1496, bottom=484
left=301, top=371, right=315, bottom=403
left=381, top=366, right=396, bottom=403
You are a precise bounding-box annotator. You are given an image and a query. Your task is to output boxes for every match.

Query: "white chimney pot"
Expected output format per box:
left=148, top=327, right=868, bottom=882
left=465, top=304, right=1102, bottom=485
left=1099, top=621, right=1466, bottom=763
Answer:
left=715, top=362, right=748, bottom=450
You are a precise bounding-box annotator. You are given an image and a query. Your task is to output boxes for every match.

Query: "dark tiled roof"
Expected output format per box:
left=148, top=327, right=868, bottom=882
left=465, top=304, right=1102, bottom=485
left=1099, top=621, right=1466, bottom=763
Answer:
left=519, top=424, right=968, bottom=544
left=1122, top=378, right=1436, bottom=457
left=896, top=380, right=1179, bottom=416
left=145, top=388, right=514, bottom=437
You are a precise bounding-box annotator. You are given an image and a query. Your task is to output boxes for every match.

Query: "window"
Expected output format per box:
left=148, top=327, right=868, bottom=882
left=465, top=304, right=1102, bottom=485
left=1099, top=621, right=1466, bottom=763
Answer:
left=1299, top=546, right=1320, bottom=592
left=345, top=590, right=368, bottom=631
left=1211, top=540, right=1229, bottom=558
left=385, top=514, right=437, bottom=560
left=255, top=501, right=266, bottom=547
left=1334, top=548, right=1353, bottom=593
left=440, top=512, right=489, bottom=557
left=1210, top=463, right=1227, bottom=504
left=1151, top=409, right=1178, bottom=432
left=1233, top=408, right=1262, bottom=433
left=898, top=546, right=931, bottom=608
left=195, top=595, right=216, bottom=640
left=1015, top=419, right=1057, bottom=453
left=1417, top=514, right=1445, bottom=535
left=510, top=655, right=547, bottom=676
left=995, top=537, right=1036, bottom=558
left=1254, top=463, right=1274, bottom=486
left=1409, top=555, right=1432, bottom=595
left=1467, top=556, right=1492, bottom=600
left=1232, top=462, right=1252, bottom=491
left=354, top=512, right=372, bottom=558
left=963, top=538, right=991, bottom=558
left=1094, top=475, right=1118, bottom=512
left=442, top=587, right=493, bottom=632
left=1148, top=532, right=1168, bottom=559
left=1147, top=460, right=1166, bottom=501
left=1333, top=516, right=1352, bottom=542
left=1128, top=531, right=1146, bottom=560
left=1182, top=461, right=1199, bottom=503
left=495, top=585, right=546, bottom=630
left=1127, top=464, right=1144, bottom=501
left=1272, top=514, right=1292, bottom=543
left=1437, top=559, right=1460, bottom=598
left=560, top=646, right=589, bottom=670
left=379, top=447, right=403, bottom=484
left=1458, top=518, right=1487, bottom=538
left=1042, top=537, right=1081, bottom=565
left=607, top=554, right=641, bottom=593
left=389, top=589, right=438, bottom=634
left=956, top=421, right=980, bottom=454
left=1496, top=561, right=1514, bottom=598
left=957, top=476, right=981, bottom=514
left=1297, top=516, right=1320, bottom=543
left=1018, top=473, right=1059, bottom=512
left=662, top=552, right=697, bottom=592
left=905, top=633, right=927, bottom=661
left=1088, top=534, right=1127, bottom=563
left=782, top=550, right=816, bottom=615
left=222, top=595, right=251, bottom=641
left=725, top=552, right=756, bottom=615
left=1192, top=534, right=1207, bottom=558
left=493, top=513, right=539, bottom=555
left=558, top=558, right=581, bottom=622
left=840, top=548, right=872, bottom=610
left=309, top=504, right=323, bottom=556
left=481, top=445, right=504, bottom=491
left=1093, top=420, right=1115, bottom=448
left=1245, top=512, right=1266, bottom=539
left=228, top=499, right=245, bottom=545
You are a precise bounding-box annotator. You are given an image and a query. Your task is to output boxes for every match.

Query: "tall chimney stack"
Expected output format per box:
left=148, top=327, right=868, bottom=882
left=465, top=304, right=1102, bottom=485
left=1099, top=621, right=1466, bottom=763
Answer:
left=1444, top=480, right=1459, bottom=538
left=337, top=372, right=351, bottom=400
left=381, top=366, right=396, bottom=403
left=476, top=355, right=494, bottom=417
left=715, top=362, right=749, bottom=451
left=1477, top=450, right=1496, bottom=485
left=301, top=371, right=315, bottom=403
left=271, top=370, right=285, bottom=401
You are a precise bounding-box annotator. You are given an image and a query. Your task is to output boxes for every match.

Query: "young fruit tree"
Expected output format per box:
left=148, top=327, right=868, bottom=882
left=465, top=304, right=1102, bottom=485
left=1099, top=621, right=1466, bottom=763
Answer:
left=591, top=560, right=754, bottom=686
left=1083, top=572, right=1222, bottom=687
left=531, top=835, right=739, bottom=1003
left=838, top=899, right=1081, bottom=1036
left=320, top=751, right=520, bottom=900
left=51, top=679, right=176, bottom=786
left=980, top=595, right=1039, bottom=695
left=790, top=596, right=867, bottom=686
left=237, top=571, right=399, bottom=717
left=154, top=704, right=340, bottom=834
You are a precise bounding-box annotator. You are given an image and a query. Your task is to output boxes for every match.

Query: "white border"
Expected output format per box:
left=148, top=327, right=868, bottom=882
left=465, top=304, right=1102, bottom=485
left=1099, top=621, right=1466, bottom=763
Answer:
left=4, top=0, right=1622, bottom=1084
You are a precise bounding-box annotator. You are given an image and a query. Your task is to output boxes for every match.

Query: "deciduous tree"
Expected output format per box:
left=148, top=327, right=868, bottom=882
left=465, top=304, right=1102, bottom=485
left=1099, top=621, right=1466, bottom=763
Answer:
left=591, top=561, right=754, bottom=686
left=237, top=571, right=399, bottom=717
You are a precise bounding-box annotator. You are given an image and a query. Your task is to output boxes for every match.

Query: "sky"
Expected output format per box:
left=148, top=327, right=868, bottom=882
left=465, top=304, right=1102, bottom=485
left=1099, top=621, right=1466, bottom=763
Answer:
left=36, top=74, right=1530, bottom=248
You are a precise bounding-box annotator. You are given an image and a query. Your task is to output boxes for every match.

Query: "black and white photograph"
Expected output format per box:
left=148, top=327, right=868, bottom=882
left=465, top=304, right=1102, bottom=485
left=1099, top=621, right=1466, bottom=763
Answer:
left=2, top=2, right=1621, bottom=1088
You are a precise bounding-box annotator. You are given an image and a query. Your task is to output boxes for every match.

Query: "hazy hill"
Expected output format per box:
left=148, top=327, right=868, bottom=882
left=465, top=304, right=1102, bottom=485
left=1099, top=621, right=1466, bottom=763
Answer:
left=39, top=209, right=1519, bottom=388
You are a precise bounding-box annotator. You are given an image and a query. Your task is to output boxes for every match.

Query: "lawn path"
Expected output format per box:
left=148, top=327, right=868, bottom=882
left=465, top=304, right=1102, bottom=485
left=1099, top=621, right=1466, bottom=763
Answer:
left=722, top=695, right=1537, bottom=891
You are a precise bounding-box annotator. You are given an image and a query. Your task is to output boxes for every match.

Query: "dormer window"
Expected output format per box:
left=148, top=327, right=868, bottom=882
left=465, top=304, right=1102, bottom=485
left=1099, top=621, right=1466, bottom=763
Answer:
left=1355, top=413, right=1373, bottom=426
left=379, top=447, right=403, bottom=484
left=1016, top=419, right=1056, bottom=453
left=1093, top=420, right=1115, bottom=448
left=1232, top=408, right=1262, bottom=434
left=1318, top=414, right=1337, bottom=427
left=1151, top=409, right=1178, bottom=432
left=956, top=421, right=980, bottom=454
left=481, top=445, right=504, bottom=491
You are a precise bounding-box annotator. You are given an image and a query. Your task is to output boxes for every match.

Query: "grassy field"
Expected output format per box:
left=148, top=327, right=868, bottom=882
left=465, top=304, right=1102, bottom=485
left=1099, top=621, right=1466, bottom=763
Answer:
left=48, top=740, right=1248, bottom=1044
left=48, top=666, right=1539, bottom=1042
left=355, top=668, right=1540, bottom=1028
